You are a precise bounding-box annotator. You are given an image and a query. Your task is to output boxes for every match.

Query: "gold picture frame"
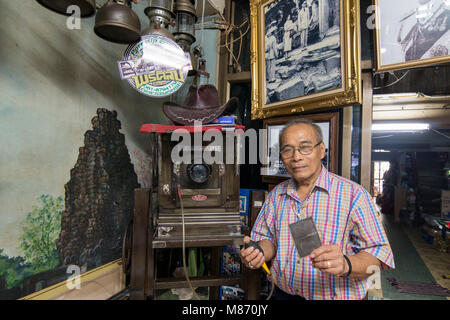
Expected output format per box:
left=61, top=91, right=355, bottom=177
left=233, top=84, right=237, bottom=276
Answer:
left=373, top=0, right=450, bottom=73
left=250, top=0, right=361, bottom=120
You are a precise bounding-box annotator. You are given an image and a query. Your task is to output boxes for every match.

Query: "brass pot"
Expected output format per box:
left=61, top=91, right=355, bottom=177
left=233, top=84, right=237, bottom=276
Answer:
left=36, top=0, right=96, bottom=17
left=94, top=0, right=141, bottom=44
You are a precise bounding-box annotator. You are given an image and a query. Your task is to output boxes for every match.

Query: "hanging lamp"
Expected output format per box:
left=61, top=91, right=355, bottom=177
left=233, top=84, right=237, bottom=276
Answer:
left=173, top=0, right=197, bottom=52
left=142, top=0, right=176, bottom=39
left=94, top=0, right=141, bottom=44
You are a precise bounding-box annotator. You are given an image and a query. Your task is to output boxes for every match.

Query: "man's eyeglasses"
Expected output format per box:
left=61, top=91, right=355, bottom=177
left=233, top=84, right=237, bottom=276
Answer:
left=279, top=141, right=322, bottom=159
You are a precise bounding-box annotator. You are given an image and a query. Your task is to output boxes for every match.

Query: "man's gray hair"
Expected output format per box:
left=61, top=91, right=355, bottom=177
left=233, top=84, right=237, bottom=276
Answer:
left=278, top=119, right=323, bottom=148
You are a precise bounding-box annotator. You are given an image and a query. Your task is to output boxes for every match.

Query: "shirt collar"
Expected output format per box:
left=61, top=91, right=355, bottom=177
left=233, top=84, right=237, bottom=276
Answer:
left=283, top=165, right=330, bottom=199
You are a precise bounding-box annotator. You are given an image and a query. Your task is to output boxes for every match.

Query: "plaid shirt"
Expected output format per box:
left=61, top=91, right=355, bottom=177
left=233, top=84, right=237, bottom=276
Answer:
left=252, top=166, right=395, bottom=300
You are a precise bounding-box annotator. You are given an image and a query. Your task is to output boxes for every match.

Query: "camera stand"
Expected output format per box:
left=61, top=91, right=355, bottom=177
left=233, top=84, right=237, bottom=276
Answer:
left=126, top=188, right=265, bottom=300
left=123, top=124, right=260, bottom=300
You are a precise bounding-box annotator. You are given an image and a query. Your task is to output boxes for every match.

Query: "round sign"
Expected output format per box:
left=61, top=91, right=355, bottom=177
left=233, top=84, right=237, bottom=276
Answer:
left=118, top=34, right=191, bottom=98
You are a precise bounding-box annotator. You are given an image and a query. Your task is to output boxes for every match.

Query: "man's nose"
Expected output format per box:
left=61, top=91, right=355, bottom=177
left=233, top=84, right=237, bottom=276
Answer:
left=292, top=148, right=303, bottom=161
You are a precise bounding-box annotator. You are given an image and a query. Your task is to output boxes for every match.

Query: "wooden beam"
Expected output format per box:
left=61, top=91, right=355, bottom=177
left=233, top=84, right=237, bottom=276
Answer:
left=361, top=71, right=374, bottom=193
left=130, top=188, right=151, bottom=300
left=361, top=59, right=374, bottom=71
left=341, top=106, right=353, bottom=179
left=226, top=72, right=252, bottom=83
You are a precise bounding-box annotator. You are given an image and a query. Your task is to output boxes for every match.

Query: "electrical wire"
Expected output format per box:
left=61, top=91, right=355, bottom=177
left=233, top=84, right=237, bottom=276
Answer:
left=178, top=185, right=201, bottom=300
left=431, top=128, right=450, bottom=139
left=373, top=71, right=410, bottom=90
left=178, top=185, right=275, bottom=300
left=201, top=0, right=206, bottom=47
left=266, top=272, right=275, bottom=300
left=215, top=7, right=250, bottom=71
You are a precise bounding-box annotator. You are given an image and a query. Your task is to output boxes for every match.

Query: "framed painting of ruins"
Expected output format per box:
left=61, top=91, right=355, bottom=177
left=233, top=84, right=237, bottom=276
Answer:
left=250, top=0, right=362, bottom=119
left=373, top=0, right=450, bottom=72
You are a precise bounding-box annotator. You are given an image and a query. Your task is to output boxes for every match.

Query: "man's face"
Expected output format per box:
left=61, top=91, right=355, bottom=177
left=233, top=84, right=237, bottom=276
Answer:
left=280, top=124, right=325, bottom=184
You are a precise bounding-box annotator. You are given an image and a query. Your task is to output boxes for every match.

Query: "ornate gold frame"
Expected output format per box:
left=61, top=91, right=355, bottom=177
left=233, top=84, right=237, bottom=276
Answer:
left=373, top=0, right=450, bottom=72
left=250, top=0, right=362, bottom=120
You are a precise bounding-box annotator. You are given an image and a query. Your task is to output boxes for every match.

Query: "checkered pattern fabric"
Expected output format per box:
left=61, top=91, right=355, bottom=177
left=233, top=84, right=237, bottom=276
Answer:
left=252, top=166, right=395, bottom=300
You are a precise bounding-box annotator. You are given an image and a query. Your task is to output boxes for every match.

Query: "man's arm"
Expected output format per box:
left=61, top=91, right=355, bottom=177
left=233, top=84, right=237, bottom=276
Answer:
left=346, top=251, right=381, bottom=278
left=310, top=245, right=380, bottom=278
left=311, top=187, right=394, bottom=278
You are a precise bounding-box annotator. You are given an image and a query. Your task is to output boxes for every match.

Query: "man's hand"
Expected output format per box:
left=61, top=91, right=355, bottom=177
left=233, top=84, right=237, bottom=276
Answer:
left=310, top=244, right=348, bottom=276
left=239, top=236, right=265, bottom=270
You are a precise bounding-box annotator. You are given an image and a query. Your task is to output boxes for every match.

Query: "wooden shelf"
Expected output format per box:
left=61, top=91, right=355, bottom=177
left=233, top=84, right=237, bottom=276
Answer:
left=152, top=236, right=244, bottom=249
left=154, top=275, right=242, bottom=290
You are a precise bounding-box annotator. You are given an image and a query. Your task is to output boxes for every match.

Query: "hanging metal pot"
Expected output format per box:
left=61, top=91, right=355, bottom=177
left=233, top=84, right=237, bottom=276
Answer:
left=94, top=0, right=141, bottom=44
left=36, top=0, right=96, bottom=17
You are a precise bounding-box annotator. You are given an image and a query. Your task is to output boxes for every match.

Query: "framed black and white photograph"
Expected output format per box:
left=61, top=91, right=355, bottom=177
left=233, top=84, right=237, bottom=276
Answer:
left=374, top=0, right=450, bottom=72
left=262, top=112, right=339, bottom=184
left=250, top=0, right=361, bottom=120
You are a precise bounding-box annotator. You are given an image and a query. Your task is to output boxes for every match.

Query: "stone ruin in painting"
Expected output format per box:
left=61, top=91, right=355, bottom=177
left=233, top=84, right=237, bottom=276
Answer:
left=57, top=108, right=139, bottom=271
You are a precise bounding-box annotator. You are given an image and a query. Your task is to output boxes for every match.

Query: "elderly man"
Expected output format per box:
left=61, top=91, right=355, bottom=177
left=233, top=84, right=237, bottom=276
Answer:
left=240, top=119, right=395, bottom=300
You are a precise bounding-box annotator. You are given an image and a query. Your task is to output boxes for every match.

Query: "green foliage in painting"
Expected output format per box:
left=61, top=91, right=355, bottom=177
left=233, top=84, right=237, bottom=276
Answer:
left=0, top=195, right=63, bottom=290
left=19, top=194, right=63, bottom=272
left=0, top=249, right=34, bottom=289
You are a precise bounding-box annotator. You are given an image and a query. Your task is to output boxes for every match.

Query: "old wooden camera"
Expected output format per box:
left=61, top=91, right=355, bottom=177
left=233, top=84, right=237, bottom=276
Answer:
left=148, top=127, right=242, bottom=243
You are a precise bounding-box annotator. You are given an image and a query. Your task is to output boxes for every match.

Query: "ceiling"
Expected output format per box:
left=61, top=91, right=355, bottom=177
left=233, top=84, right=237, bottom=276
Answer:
left=372, top=93, right=450, bottom=152
left=372, top=129, right=450, bottom=153
left=203, top=0, right=224, bottom=15
left=194, top=0, right=224, bottom=16
left=373, top=93, right=450, bottom=129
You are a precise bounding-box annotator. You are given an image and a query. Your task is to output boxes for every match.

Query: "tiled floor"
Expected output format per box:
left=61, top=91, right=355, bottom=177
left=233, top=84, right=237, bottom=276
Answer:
left=403, top=225, right=450, bottom=300
left=376, top=215, right=449, bottom=300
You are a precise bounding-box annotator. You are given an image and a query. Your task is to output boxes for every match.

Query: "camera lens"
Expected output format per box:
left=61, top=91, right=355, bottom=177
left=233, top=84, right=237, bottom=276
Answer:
left=187, top=164, right=211, bottom=184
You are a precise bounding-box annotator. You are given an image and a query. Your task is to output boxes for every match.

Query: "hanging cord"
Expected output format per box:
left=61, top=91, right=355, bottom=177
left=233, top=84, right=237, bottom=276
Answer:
left=197, top=4, right=249, bottom=72
left=219, top=12, right=250, bottom=72
left=194, top=3, right=250, bottom=70
left=266, top=272, right=275, bottom=300
left=178, top=185, right=201, bottom=300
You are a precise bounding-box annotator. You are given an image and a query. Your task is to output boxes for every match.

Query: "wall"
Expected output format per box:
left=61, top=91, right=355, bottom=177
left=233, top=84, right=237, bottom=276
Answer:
left=0, top=1, right=222, bottom=299
left=0, top=0, right=189, bottom=299
left=171, top=27, right=220, bottom=105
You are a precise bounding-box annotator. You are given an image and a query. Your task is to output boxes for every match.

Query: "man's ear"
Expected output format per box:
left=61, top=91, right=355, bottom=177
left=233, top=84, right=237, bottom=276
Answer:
left=319, top=142, right=326, bottom=160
